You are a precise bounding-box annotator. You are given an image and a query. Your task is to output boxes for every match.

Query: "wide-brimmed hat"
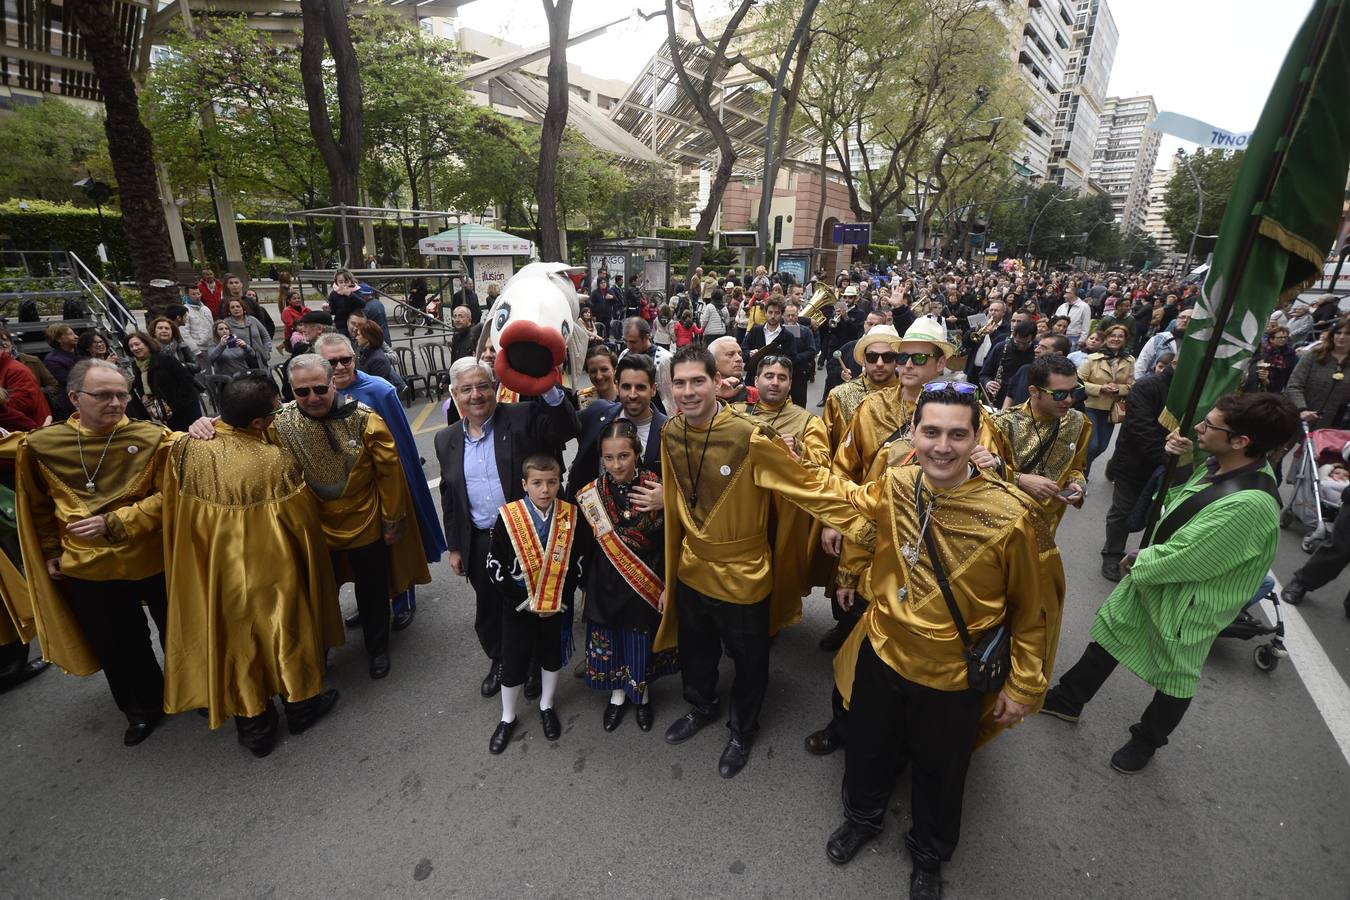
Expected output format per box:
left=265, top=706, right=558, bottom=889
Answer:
left=897, top=315, right=957, bottom=358
left=843, top=285, right=859, bottom=297
left=853, top=324, right=903, bottom=364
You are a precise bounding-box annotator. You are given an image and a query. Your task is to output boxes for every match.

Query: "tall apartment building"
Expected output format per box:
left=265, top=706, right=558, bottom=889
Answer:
left=1143, top=164, right=1186, bottom=270
left=1048, top=0, right=1118, bottom=191
left=1090, top=95, right=1162, bottom=232
left=1003, top=0, right=1073, bottom=181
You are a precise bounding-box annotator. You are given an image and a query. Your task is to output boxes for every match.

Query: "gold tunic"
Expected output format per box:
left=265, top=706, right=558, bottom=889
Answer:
left=823, top=375, right=898, bottom=455
left=272, top=401, right=430, bottom=595
left=15, top=416, right=172, bottom=675
left=985, top=402, right=1091, bottom=532
left=653, top=405, right=872, bottom=650
left=0, top=434, right=32, bottom=646
left=109, top=426, right=345, bottom=729
left=736, top=398, right=832, bottom=632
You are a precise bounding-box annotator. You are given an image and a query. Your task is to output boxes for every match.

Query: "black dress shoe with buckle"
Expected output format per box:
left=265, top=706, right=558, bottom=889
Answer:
left=909, top=866, right=942, bottom=900
left=123, top=715, right=162, bottom=747
left=369, top=653, right=391, bottom=680
left=718, top=735, right=752, bottom=778
left=344, top=611, right=361, bottom=628
left=804, top=727, right=843, bottom=756
left=480, top=662, right=502, bottom=698
left=391, top=608, right=415, bottom=631
left=540, top=707, right=562, bottom=741
left=523, top=669, right=542, bottom=701
left=603, top=701, right=626, bottom=732
left=635, top=703, right=654, bottom=732
left=664, top=708, right=717, bottom=745
left=825, top=820, right=875, bottom=865
left=290, top=689, right=340, bottom=734
left=489, top=719, right=517, bottom=755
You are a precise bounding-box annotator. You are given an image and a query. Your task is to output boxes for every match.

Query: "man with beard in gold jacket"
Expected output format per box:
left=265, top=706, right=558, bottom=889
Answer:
left=112, top=375, right=342, bottom=757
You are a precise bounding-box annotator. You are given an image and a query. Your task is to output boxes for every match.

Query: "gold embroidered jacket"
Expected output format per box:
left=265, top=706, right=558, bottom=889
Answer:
left=985, top=402, right=1092, bottom=531
left=823, top=375, right=898, bottom=455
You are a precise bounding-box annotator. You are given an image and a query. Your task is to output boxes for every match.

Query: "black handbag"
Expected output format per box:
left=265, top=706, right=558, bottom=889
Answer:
left=920, top=509, right=1011, bottom=694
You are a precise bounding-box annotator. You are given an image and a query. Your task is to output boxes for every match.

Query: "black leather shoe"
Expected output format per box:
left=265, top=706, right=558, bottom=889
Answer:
left=1038, top=689, right=1081, bottom=724
left=664, top=708, right=717, bottom=745
left=369, top=653, right=391, bottom=680
left=540, top=707, right=561, bottom=741
left=1110, top=737, right=1155, bottom=774
left=489, top=719, right=517, bottom=755
left=0, top=658, right=49, bottom=693
left=1343, top=592, right=1350, bottom=619
left=391, top=608, right=415, bottom=632
left=1100, top=558, right=1122, bottom=582
left=523, top=669, right=542, bottom=701
left=123, top=715, right=162, bottom=747
left=635, top=703, right=654, bottom=732
left=290, top=689, right=340, bottom=734
left=480, top=662, right=502, bottom=698
left=804, top=727, right=843, bottom=756
left=603, top=701, right=626, bottom=732
left=825, top=820, right=875, bottom=865
left=1283, top=578, right=1307, bottom=606
left=718, top=735, right=752, bottom=778
left=909, top=866, right=942, bottom=900
left=818, top=622, right=851, bottom=652
left=344, top=611, right=361, bottom=628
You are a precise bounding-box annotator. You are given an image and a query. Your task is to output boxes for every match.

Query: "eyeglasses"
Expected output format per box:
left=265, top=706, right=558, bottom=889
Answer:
left=77, top=390, right=131, bottom=403
left=455, top=382, right=494, bottom=396
left=292, top=385, right=331, bottom=398
left=1195, top=418, right=1238, bottom=437
left=895, top=352, right=934, bottom=366
left=921, top=381, right=978, bottom=395
left=328, top=355, right=355, bottom=367
left=1032, top=382, right=1084, bottom=402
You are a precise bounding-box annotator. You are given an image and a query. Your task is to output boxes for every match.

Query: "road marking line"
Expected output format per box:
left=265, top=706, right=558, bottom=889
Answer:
left=1268, top=576, right=1350, bottom=769
left=409, top=400, right=437, bottom=434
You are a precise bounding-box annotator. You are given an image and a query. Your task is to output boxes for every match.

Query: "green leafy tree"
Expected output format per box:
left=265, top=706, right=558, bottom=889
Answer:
left=0, top=100, right=111, bottom=204
left=1163, top=148, right=1244, bottom=263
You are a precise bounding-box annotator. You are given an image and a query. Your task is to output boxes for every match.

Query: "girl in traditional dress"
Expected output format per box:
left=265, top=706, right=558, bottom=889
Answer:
left=575, top=420, right=677, bottom=732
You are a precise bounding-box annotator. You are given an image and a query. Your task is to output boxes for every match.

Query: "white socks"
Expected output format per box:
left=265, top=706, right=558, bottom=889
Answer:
left=610, top=689, right=626, bottom=706
left=500, top=684, right=520, bottom=724
left=539, top=668, right=560, bottom=711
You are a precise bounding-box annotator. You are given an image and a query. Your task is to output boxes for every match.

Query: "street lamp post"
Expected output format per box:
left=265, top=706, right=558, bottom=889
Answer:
left=1176, top=147, right=1204, bottom=276
left=1024, top=190, right=1073, bottom=269
left=912, top=86, right=991, bottom=265
left=74, top=175, right=117, bottom=281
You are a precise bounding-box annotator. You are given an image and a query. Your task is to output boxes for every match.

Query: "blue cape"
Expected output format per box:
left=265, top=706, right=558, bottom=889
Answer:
left=343, top=370, right=447, bottom=563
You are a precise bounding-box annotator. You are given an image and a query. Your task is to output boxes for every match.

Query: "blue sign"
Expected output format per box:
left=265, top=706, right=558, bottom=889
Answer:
left=776, top=254, right=809, bottom=286
left=832, top=222, right=872, bottom=246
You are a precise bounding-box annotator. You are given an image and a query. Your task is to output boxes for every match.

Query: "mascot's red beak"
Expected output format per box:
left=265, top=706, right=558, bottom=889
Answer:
left=495, top=319, right=565, bottom=396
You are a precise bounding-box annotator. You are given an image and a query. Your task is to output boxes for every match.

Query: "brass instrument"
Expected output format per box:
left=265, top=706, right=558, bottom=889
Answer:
left=800, top=283, right=838, bottom=326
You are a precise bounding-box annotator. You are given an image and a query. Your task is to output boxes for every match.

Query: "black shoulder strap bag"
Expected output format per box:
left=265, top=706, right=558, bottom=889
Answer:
left=916, top=477, right=1011, bottom=694
left=1149, top=468, right=1281, bottom=546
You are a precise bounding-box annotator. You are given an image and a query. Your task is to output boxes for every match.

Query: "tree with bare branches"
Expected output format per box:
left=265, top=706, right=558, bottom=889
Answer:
left=536, top=0, right=575, bottom=262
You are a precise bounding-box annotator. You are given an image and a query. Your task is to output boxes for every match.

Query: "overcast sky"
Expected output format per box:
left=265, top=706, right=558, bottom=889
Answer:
left=456, top=0, right=1316, bottom=170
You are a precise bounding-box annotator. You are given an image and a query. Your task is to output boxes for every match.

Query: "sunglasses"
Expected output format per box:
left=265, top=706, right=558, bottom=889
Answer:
left=760, top=354, right=794, bottom=370
left=328, top=355, right=355, bottom=367
left=1033, top=383, right=1084, bottom=402
left=293, top=385, right=331, bottom=398
left=864, top=351, right=899, bottom=363
left=921, top=381, right=978, bottom=395
left=895, top=352, right=933, bottom=366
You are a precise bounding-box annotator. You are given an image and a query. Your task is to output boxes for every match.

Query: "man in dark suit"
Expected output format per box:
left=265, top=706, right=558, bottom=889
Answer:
left=435, top=358, right=580, bottom=698
left=566, top=354, right=666, bottom=500
left=741, top=296, right=797, bottom=381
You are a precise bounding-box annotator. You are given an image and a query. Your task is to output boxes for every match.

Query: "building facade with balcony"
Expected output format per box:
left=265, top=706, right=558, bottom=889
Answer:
left=1048, top=0, right=1117, bottom=191
left=1090, top=95, right=1162, bottom=233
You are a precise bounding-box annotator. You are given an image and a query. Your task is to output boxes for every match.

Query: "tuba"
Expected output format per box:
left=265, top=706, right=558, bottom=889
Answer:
left=800, top=283, right=838, bottom=326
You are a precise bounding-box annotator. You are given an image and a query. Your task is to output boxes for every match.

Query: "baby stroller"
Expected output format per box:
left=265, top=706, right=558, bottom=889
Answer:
left=1280, top=422, right=1350, bottom=553
left=1217, top=574, right=1287, bottom=672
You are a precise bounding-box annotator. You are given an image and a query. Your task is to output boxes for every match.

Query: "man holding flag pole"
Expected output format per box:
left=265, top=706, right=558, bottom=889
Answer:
left=1040, top=0, right=1350, bottom=774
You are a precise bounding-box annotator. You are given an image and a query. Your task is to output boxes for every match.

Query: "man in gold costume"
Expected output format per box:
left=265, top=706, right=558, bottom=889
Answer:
left=978, top=354, right=1089, bottom=533
left=654, top=345, right=867, bottom=779
left=14, top=360, right=174, bottom=746
left=821, top=324, right=901, bottom=453
left=113, top=375, right=342, bottom=757
left=735, top=354, right=830, bottom=634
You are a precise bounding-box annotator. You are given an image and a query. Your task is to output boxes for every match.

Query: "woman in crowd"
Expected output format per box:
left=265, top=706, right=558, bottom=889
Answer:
left=207, top=319, right=262, bottom=377
left=2, top=328, right=58, bottom=398
left=77, top=329, right=116, bottom=362
left=0, top=329, right=51, bottom=430
left=126, top=331, right=203, bottom=431
left=42, top=323, right=80, bottom=420
left=148, top=316, right=196, bottom=366
left=1067, top=329, right=1104, bottom=367
left=674, top=308, right=703, bottom=348
left=579, top=305, right=603, bottom=342
left=1079, top=323, right=1137, bottom=477
left=222, top=297, right=273, bottom=367
left=280, top=289, right=309, bottom=348
left=579, top=346, right=619, bottom=409
left=355, top=319, right=398, bottom=385
left=222, top=274, right=276, bottom=338
left=275, top=270, right=294, bottom=320
left=576, top=420, right=677, bottom=732
left=1246, top=325, right=1298, bottom=394
left=1286, top=317, right=1350, bottom=429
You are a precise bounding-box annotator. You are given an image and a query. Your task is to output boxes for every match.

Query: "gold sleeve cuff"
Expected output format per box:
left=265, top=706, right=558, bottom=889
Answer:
left=104, top=512, right=129, bottom=544
left=835, top=569, right=860, bottom=589
left=1004, top=675, right=1044, bottom=706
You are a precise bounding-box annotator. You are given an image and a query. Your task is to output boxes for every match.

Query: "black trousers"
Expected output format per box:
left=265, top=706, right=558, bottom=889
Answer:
left=500, top=602, right=564, bottom=687
left=675, top=582, right=771, bottom=739
left=790, top=373, right=809, bottom=408
left=61, top=574, right=168, bottom=724
left=331, top=539, right=391, bottom=658
left=234, top=694, right=325, bottom=753
left=0, top=639, right=30, bottom=687
left=1295, top=498, right=1350, bottom=590
left=843, top=637, right=982, bottom=872
left=467, top=527, right=501, bottom=661
left=1101, top=468, right=1150, bottom=562
left=1050, top=641, right=1193, bottom=750
left=830, top=592, right=869, bottom=627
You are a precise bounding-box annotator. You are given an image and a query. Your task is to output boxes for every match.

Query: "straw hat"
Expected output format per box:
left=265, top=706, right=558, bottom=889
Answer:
left=853, top=324, right=903, bottom=365
left=898, top=315, right=957, bottom=358
left=843, top=285, right=859, bottom=297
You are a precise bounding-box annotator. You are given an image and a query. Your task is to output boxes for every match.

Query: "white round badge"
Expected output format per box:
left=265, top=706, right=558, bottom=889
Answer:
left=127, top=445, right=138, bottom=454
left=719, top=464, right=731, bottom=476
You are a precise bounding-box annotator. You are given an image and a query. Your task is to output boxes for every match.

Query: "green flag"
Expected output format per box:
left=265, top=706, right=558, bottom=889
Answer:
left=1164, top=0, right=1350, bottom=432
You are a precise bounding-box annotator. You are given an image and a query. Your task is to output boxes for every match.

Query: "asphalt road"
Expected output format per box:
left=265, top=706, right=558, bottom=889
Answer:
left=4, top=371, right=1349, bottom=900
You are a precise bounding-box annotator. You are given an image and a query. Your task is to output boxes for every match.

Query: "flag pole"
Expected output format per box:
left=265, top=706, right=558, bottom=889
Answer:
left=1138, top=0, right=1343, bottom=548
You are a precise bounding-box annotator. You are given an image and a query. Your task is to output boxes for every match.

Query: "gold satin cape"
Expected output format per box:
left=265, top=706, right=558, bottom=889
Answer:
left=272, top=402, right=430, bottom=596
left=0, top=434, right=32, bottom=645
left=14, top=416, right=171, bottom=675
left=736, top=398, right=832, bottom=629
left=985, top=402, right=1091, bottom=532
left=653, top=405, right=871, bottom=651
left=107, top=426, right=345, bottom=729
left=823, top=375, right=898, bottom=455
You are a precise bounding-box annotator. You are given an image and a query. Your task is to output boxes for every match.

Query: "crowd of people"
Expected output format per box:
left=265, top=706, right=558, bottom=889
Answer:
left=0, top=255, right=1332, bottom=899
